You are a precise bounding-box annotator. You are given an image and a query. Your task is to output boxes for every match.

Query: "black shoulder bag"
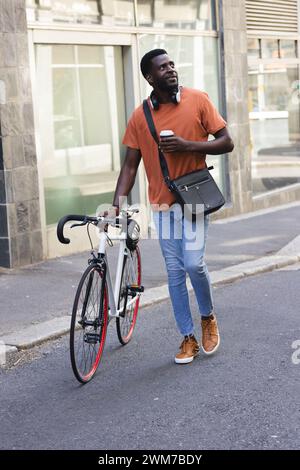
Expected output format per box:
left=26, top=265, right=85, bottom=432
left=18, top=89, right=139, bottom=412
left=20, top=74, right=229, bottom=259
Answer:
left=143, top=99, right=225, bottom=216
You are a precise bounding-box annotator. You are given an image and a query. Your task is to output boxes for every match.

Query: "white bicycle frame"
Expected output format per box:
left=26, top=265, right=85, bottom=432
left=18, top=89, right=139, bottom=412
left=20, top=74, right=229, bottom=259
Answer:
left=97, top=212, right=140, bottom=319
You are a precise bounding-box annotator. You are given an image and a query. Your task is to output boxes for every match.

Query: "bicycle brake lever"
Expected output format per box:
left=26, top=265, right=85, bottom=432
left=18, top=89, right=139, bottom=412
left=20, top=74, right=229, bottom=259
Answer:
left=70, top=219, right=88, bottom=229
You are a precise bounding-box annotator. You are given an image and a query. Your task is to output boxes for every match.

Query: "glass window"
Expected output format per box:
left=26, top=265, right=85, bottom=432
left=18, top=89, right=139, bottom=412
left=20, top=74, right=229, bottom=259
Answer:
left=247, top=38, right=260, bottom=59
left=280, top=40, right=297, bottom=59
left=248, top=64, right=300, bottom=194
left=78, top=45, right=103, bottom=65
left=138, top=34, right=225, bottom=191
left=261, top=39, right=279, bottom=59
left=136, top=0, right=214, bottom=30
left=35, top=44, right=126, bottom=225
left=52, top=45, right=75, bottom=64
left=53, top=67, right=82, bottom=149
left=26, top=0, right=135, bottom=26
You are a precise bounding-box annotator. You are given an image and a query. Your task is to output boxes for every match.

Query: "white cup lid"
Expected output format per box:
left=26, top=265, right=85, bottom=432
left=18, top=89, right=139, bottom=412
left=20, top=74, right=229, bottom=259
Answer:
left=160, top=130, right=174, bottom=137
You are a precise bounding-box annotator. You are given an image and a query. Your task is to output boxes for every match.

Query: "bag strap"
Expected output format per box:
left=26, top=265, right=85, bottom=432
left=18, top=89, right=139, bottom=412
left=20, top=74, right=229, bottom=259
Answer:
left=143, top=99, right=174, bottom=191
left=142, top=99, right=214, bottom=188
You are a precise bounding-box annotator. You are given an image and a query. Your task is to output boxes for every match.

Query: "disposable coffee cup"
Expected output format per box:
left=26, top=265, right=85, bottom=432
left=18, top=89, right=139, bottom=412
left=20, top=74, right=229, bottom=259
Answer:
left=160, top=130, right=174, bottom=138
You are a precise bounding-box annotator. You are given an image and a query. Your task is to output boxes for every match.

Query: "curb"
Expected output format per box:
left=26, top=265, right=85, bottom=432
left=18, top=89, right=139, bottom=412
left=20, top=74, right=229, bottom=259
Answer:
left=141, top=254, right=300, bottom=308
left=1, top=253, right=299, bottom=366
left=0, top=344, right=18, bottom=367
left=1, top=316, right=71, bottom=350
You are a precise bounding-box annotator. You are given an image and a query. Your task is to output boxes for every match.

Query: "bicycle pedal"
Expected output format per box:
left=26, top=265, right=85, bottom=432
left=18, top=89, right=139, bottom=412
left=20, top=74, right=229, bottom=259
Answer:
left=127, top=284, right=144, bottom=293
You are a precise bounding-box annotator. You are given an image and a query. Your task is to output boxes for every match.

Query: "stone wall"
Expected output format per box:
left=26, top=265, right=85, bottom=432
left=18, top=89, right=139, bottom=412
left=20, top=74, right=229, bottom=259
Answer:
left=0, top=0, right=42, bottom=267
left=217, top=0, right=253, bottom=219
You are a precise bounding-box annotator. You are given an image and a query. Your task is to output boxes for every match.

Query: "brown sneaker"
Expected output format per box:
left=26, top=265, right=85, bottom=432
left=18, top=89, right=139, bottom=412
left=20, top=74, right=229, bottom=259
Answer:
left=175, top=335, right=200, bottom=364
left=201, top=315, right=220, bottom=355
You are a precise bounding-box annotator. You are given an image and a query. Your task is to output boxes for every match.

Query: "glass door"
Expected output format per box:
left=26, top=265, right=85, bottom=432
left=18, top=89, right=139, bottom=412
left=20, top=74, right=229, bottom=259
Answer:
left=35, top=44, right=126, bottom=225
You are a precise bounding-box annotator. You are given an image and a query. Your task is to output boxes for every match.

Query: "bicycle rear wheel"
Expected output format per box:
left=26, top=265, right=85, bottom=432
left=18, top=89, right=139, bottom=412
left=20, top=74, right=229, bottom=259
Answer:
left=70, top=263, right=108, bottom=383
left=116, top=246, right=142, bottom=345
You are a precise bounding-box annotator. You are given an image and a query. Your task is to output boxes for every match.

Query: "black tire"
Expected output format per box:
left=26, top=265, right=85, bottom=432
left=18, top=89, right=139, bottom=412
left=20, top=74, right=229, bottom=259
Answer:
left=70, top=263, right=108, bottom=384
left=116, top=246, right=142, bottom=345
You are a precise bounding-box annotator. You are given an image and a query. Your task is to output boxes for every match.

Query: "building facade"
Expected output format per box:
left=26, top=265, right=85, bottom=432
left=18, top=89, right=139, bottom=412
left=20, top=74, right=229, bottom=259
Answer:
left=0, top=0, right=299, bottom=267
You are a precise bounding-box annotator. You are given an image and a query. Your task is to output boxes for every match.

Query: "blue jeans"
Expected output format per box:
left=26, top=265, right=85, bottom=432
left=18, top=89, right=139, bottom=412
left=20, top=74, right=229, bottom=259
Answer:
left=152, top=203, right=214, bottom=336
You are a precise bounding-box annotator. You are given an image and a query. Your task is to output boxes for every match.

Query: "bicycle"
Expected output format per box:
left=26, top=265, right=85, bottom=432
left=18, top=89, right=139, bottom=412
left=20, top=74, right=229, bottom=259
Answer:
left=57, top=208, right=144, bottom=384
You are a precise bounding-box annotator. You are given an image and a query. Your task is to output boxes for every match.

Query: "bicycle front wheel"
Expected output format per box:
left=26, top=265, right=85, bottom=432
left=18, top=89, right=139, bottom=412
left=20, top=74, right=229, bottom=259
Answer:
left=70, top=263, right=108, bottom=384
left=116, top=246, right=142, bottom=345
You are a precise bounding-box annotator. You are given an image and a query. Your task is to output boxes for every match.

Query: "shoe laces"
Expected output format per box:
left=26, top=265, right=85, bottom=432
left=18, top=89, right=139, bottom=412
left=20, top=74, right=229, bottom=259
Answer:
left=202, top=318, right=217, bottom=338
left=180, top=335, right=195, bottom=351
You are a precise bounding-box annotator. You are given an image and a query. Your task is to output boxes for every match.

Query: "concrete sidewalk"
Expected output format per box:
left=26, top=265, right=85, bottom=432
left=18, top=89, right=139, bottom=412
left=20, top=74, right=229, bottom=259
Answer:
left=1, top=201, right=300, bottom=360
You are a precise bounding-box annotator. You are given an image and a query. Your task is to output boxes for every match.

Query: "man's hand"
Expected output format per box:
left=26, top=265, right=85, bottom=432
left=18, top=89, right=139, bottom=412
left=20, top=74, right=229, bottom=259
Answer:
left=159, top=135, right=190, bottom=153
left=97, top=205, right=119, bottom=219
left=97, top=206, right=119, bottom=231
left=159, top=128, right=234, bottom=156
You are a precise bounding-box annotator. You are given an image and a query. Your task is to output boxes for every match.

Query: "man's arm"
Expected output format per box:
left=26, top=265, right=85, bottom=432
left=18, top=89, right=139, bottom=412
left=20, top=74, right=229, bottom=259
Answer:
left=112, top=147, right=142, bottom=209
left=159, top=127, right=234, bottom=155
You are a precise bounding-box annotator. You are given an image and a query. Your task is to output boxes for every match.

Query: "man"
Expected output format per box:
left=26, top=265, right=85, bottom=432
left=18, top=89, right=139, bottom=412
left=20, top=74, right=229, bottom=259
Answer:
left=107, top=49, right=234, bottom=364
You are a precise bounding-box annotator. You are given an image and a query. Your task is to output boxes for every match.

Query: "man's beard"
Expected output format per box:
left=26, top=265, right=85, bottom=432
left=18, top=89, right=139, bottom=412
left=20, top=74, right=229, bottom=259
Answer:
left=156, top=76, right=179, bottom=94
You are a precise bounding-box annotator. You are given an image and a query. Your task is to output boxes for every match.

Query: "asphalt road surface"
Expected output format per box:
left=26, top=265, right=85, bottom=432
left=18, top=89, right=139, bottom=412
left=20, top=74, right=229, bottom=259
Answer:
left=1, top=265, right=300, bottom=450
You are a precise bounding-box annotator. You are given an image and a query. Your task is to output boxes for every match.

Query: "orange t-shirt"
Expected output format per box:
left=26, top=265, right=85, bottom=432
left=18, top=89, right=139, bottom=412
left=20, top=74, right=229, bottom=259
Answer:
left=122, top=87, right=226, bottom=209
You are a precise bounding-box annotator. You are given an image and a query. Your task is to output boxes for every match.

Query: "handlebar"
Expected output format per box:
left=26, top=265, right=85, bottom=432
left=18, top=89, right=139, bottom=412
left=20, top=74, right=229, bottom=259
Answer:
left=57, top=214, right=97, bottom=244
left=57, top=208, right=139, bottom=245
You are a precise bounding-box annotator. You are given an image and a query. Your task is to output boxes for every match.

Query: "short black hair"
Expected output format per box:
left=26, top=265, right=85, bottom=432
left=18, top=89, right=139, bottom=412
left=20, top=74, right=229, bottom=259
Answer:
left=140, top=49, right=168, bottom=78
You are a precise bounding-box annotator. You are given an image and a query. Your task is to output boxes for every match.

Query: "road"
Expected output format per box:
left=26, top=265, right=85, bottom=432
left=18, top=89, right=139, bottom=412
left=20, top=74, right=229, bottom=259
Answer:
left=1, top=264, right=300, bottom=450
